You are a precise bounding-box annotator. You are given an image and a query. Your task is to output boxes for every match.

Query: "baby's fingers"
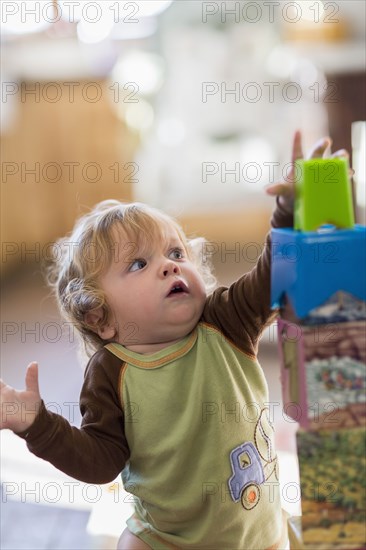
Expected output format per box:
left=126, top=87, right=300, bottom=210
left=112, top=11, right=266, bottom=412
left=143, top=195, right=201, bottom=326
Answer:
left=292, top=131, right=304, bottom=163
left=25, top=362, right=40, bottom=396
left=307, top=137, right=332, bottom=159
left=331, top=149, right=349, bottom=159
left=265, top=182, right=292, bottom=197
left=330, top=149, right=354, bottom=176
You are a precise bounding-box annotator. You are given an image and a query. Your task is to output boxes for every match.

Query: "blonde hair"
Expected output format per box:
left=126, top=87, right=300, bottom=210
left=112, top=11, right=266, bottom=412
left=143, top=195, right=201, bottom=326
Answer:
left=47, top=200, right=216, bottom=356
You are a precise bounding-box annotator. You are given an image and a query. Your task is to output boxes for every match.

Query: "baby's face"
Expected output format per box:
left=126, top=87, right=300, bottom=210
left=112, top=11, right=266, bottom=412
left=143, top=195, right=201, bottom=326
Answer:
left=98, top=223, right=207, bottom=353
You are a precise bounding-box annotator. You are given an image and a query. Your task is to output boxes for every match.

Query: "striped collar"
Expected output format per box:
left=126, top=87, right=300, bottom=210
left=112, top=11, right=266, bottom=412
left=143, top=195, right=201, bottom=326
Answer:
left=105, top=328, right=198, bottom=368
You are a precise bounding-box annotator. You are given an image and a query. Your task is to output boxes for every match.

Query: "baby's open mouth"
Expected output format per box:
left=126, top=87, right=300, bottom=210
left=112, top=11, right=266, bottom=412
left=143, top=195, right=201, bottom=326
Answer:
left=167, top=281, right=188, bottom=296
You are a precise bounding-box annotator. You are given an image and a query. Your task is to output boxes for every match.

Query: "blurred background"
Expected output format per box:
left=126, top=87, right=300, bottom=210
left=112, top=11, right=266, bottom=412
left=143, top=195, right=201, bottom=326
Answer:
left=1, top=1, right=365, bottom=548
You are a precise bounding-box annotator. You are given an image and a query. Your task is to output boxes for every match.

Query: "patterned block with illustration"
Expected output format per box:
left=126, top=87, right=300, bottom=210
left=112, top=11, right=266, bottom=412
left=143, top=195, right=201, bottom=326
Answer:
left=278, top=318, right=366, bottom=430
left=297, top=427, right=366, bottom=550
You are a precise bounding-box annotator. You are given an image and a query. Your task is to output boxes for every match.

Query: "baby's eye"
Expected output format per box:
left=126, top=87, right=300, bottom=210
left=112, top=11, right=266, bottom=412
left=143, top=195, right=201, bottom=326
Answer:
left=129, top=259, right=147, bottom=272
left=169, top=248, right=185, bottom=260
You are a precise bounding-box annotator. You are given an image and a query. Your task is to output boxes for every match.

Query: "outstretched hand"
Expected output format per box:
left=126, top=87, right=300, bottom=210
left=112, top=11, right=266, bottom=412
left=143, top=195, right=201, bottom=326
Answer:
left=265, top=131, right=351, bottom=213
left=0, top=362, right=41, bottom=433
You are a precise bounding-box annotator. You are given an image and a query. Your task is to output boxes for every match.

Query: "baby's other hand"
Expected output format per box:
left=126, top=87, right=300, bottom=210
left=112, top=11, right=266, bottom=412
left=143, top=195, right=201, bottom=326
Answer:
left=0, top=362, right=41, bottom=433
left=265, top=131, right=352, bottom=214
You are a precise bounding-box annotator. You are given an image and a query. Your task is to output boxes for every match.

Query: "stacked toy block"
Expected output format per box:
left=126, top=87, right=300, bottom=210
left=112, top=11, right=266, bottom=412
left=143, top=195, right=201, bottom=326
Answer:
left=271, top=158, right=366, bottom=549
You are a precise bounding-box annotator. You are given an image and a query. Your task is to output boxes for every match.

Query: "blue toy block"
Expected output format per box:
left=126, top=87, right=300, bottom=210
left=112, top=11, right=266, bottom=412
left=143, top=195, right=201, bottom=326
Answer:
left=271, top=226, right=366, bottom=319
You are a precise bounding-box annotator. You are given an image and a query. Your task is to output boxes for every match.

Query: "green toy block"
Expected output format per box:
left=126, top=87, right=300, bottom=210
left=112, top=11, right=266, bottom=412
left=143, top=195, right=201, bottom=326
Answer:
left=294, top=158, right=355, bottom=231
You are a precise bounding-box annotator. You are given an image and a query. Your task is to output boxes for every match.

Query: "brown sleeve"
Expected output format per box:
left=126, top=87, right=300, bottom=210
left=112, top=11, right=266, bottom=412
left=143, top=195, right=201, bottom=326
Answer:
left=16, top=348, right=130, bottom=484
left=202, top=200, right=293, bottom=356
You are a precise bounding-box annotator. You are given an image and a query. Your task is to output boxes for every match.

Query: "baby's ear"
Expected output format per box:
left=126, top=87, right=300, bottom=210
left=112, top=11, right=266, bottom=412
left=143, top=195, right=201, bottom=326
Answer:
left=84, top=308, right=116, bottom=340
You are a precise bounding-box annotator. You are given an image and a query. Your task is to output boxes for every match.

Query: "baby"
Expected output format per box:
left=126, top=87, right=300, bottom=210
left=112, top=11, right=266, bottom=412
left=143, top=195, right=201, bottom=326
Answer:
left=1, top=133, right=345, bottom=549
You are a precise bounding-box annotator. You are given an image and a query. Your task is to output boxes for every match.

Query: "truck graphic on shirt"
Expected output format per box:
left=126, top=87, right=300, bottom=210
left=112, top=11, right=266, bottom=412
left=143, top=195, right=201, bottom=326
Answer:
left=228, top=408, right=278, bottom=510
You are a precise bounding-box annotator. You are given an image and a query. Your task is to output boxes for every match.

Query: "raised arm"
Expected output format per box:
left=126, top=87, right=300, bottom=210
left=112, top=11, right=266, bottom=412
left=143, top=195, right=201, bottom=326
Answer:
left=203, top=132, right=347, bottom=355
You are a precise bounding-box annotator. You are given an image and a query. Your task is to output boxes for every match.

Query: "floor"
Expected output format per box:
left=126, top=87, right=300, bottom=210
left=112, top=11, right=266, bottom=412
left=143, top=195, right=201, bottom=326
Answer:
left=1, top=259, right=300, bottom=550
left=0, top=489, right=92, bottom=550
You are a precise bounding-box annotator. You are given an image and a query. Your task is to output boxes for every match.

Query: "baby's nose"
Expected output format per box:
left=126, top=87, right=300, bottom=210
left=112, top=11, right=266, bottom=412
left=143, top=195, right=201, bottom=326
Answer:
left=162, top=261, right=179, bottom=277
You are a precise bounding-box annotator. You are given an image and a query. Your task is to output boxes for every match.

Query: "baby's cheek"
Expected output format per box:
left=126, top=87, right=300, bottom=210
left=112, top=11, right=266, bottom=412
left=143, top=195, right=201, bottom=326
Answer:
left=196, top=277, right=208, bottom=302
